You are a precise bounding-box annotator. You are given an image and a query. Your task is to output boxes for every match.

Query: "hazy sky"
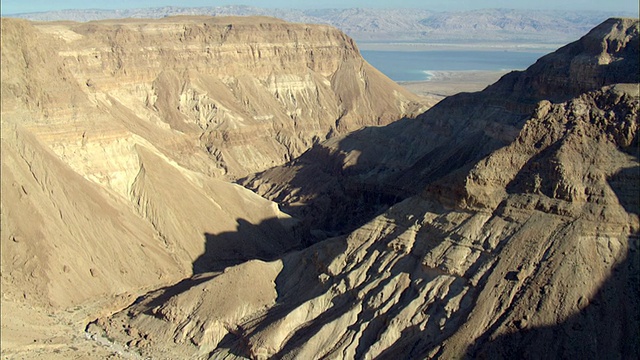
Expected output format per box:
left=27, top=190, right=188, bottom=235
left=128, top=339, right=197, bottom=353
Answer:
left=1, top=0, right=638, bottom=15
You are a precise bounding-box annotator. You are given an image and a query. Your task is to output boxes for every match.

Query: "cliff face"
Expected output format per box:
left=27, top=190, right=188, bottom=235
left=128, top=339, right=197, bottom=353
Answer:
left=487, top=17, right=639, bottom=103
left=0, top=16, right=426, bottom=357
left=242, top=18, right=639, bottom=233
left=0, top=15, right=424, bottom=300
left=2, top=16, right=425, bottom=181
left=94, top=18, right=639, bottom=359
left=2, top=15, right=637, bottom=360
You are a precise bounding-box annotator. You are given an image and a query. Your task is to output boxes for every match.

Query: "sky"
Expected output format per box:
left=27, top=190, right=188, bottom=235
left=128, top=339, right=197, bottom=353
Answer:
left=1, top=0, right=638, bottom=15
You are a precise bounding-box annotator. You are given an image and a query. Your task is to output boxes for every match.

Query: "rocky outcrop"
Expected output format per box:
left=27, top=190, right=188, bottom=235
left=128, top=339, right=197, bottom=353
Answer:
left=242, top=18, right=639, bottom=233
left=94, top=18, right=639, bottom=359
left=1, top=16, right=426, bottom=356
left=486, top=17, right=639, bottom=103
left=2, top=16, right=425, bottom=181
left=94, top=83, right=640, bottom=360
left=2, top=14, right=637, bottom=359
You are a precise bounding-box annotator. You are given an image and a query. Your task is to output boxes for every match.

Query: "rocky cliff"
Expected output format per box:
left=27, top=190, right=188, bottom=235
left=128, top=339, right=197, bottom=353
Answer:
left=1, top=15, right=637, bottom=360
left=92, top=18, right=639, bottom=359
left=242, top=17, right=639, bottom=234
left=2, top=16, right=425, bottom=180
left=0, top=16, right=425, bottom=358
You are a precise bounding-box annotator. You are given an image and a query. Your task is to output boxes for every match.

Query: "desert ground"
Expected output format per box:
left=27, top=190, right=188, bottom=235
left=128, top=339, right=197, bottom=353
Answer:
left=399, top=70, right=509, bottom=99
left=1, top=15, right=637, bottom=360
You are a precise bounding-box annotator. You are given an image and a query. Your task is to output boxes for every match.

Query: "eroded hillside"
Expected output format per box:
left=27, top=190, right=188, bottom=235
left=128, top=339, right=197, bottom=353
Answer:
left=1, top=15, right=638, bottom=360
left=0, top=16, right=426, bottom=358
left=92, top=18, right=639, bottom=359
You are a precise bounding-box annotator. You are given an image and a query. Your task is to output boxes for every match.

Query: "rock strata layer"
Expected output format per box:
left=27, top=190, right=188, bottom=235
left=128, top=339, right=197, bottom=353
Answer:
left=95, top=18, right=639, bottom=359
left=1, top=15, right=638, bottom=360
left=0, top=16, right=426, bottom=358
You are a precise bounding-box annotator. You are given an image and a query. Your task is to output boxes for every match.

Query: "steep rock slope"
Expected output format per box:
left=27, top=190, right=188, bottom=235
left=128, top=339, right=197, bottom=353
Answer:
left=1, top=16, right=424, bottom=357
left=242, top=17, right=639, bottom=233
left=3, top=16, right=425, bottom=180
left=95, top=18, right=639, bottom=359
left=0, top=15, right=422, bottom=301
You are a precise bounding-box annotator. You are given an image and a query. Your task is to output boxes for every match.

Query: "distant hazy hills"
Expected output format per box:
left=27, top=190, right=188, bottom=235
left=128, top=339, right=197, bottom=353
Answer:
left=11, top=6, right=635, bottom=45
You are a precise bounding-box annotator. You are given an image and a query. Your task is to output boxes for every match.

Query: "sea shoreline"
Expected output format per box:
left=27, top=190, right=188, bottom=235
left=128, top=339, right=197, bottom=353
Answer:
left=398, top=70, right=510, bottom=99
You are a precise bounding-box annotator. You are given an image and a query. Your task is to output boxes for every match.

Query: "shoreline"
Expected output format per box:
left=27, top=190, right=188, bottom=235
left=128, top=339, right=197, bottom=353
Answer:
left=398, top=70, right=510, bottom=99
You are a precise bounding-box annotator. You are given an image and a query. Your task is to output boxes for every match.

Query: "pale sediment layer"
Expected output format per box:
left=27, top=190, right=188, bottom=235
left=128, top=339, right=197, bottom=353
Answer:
left=400, top=70, right=510, bottom=98
left=0, top=16, right=426, bottom=358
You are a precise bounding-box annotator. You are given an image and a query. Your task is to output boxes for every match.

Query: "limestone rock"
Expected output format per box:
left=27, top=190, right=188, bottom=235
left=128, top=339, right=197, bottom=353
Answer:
left=2, top=16, right=426, bottom=180
left=95, top=18, right=639, bottom=359
left=0, top=14, right=424, bottom=308
left=1, top=16, right=425, bottom=357
left=242, top=18, right=639, bottom=233
left=2, top=15, right=638, bottom=360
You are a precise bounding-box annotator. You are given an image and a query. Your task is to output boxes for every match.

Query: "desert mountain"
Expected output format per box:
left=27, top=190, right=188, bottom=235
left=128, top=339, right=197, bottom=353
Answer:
left=1, top=13, right=638, bottom=360
left=90, top=18, right=639, bottom=359
left=0, top=15, right=424, bottom=357
left=241, top=16, right=639, bottom=234
left=11, top=7, right=633, bottom=46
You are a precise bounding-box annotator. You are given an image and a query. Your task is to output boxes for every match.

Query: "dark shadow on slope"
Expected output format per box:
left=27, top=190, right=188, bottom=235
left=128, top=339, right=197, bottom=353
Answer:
left=240, top=89, right=535, bottom=244
left=114, top=215, right=312, bottom=339
left=204, top=227, right=351, bottom=358
left=240, top=132, right=417, bottom=238
left=240, top=19, right=640, bottom=246
left=192, top=216, right=304, bottom=274
left=212, top=18, right=639, bottom=356
left=505, top=140, right=565, bottom=197
left=608, top=165, right=640, bottom=215
left=463, top=234, right=639, bottom=360
left=134, top=273, right=217, bottom=320
left=459, top=151, right=640, bottom=359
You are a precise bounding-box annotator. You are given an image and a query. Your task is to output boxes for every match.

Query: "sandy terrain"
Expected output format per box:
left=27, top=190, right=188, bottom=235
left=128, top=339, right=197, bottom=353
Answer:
left=399, top=70, right=510, bottom=99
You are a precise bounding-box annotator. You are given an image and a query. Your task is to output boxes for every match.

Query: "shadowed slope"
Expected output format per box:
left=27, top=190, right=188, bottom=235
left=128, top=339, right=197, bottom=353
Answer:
left=242, top=18, right=639, bottom=235
left=93, top=18, right=639, bottom=359
left=1, top=15, right=428, bottom=357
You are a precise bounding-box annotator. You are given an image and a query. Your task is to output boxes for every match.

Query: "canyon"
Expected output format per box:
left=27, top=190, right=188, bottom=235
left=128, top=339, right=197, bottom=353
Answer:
left=1, top=15, right=638, bottom=360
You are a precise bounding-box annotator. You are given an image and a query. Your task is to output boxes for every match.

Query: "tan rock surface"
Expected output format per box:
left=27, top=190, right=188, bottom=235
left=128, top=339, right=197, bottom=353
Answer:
left=242, top=18, right=639, bottom=233
left=3, top=16, right=426, bottom=179
left=94, top=18, right=639, bottom=359
left=1, top=15, right=638, bottom=360
left=94, top=83, right=640, bottom=360
left=1, top=15, right=425, bottom=358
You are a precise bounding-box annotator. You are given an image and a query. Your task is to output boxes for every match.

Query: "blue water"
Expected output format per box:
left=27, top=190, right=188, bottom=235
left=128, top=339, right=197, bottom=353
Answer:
left=361, top=50, right=548, bottom=82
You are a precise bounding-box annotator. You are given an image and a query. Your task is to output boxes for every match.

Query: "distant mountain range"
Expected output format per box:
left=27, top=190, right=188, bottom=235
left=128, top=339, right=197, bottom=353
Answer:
left=10, top=6, right=636, bottom=45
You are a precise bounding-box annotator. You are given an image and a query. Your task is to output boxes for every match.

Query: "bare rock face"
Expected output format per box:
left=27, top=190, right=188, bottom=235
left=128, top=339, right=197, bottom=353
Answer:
left=487, top=17, right=639, bottom=103
left=95, top=18, right=639, bottom=359
left=0, top=16, right=425, bottom=356
left=242, top=18, right=639, bottom=234
left=0, top=16, right=423, bottom=298
left=2, top=16, right=425, bottom=180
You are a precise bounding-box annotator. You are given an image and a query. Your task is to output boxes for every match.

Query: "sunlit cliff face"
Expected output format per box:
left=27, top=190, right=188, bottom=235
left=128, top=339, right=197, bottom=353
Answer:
left=1, top=15, right=638, bottom=360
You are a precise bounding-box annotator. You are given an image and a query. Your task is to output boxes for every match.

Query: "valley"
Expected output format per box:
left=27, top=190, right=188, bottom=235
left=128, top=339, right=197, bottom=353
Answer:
left=1, top=14, right=638, bottom=360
